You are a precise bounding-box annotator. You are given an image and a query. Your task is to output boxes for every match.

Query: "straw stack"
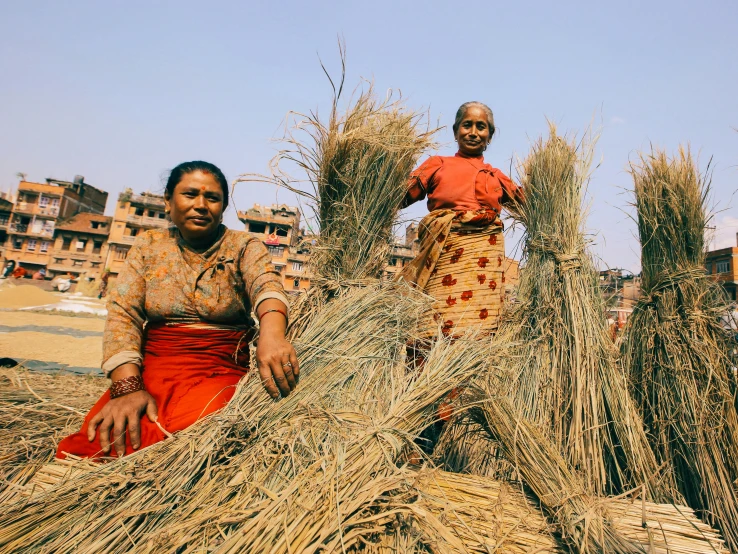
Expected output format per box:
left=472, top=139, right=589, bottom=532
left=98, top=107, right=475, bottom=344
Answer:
left=492, top=125, right=670, bottom=501
left=0, top=368, right=106, bottom=504
left=0, top=282, right=428, bottom=553
left=622, top=147, right=738, bottom=550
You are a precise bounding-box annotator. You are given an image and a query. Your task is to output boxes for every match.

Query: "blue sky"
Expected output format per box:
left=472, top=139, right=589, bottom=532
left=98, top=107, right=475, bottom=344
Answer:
left=1, top=1, right=736, bottom=271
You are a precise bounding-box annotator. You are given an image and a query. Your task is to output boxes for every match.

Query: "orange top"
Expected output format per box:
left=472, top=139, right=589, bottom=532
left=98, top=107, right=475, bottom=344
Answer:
left=404, top=153, right=521, bottom=214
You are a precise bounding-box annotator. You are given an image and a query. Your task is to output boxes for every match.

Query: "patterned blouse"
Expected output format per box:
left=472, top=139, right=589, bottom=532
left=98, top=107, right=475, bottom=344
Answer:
left=102, top=225, right=289, bottom=374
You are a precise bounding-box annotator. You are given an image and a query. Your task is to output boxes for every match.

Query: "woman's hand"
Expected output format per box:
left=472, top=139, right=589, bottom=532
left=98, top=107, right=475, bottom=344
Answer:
left=87, top=390, right=158, bottom=457
left=256, top=299, right=299, bottom=399
left=87, top=364, right=158, bottom=457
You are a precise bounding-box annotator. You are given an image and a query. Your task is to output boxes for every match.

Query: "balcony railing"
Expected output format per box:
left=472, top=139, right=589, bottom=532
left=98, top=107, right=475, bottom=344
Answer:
left=10, top=223, right=54, bottom=237
left=126, top=214, right=168, bottom=228
left=13, top=202, right=34, bottom=214
left=36, top=206, right=60, bottom=217
left=118, top=235, right=137, bottom=244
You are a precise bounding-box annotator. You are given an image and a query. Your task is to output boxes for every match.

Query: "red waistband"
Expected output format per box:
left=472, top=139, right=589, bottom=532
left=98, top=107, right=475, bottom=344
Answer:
left=144, top=323, right=253, bottom=370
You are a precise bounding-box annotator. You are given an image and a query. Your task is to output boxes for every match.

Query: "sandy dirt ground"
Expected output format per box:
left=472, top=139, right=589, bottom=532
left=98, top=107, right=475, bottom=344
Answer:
left=0, top=311, right=104, bottom=369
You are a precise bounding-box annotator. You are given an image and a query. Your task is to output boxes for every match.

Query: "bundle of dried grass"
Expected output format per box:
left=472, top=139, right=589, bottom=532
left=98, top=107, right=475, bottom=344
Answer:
left=495, top=124, right=669, bottom=500
left=0, top=368, right=106, bottom=503
left=415, top=469, right=729, bottom=554
left=622, top=146, right=738, bottom=550
left=241, top=80, right=435, bottom=283
left=0, top=283, right=429, bottom=553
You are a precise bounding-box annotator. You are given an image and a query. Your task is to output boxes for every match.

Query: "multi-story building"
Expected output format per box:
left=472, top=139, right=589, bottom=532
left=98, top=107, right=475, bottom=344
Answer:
left=5, top=176, right=107, bottom=273
left=238, top=204, right=311, bottom=292
left=706, top=233, right=738, bottom=301
left=48, top=213, right=112, bottom=280
left=0, top=193, right=13, bottom=264
left=105, top=189, right=169, bottom=277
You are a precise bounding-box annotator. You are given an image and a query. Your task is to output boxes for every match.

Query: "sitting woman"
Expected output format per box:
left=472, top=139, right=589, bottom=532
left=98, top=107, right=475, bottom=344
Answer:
left=400, top=101, right=522, bottom=340
left=57, top=161, right=298, bottom=459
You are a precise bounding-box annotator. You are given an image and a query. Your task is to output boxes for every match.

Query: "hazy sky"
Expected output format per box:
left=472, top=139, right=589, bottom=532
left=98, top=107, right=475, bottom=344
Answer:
left=2, top=1, right=736, bottom=272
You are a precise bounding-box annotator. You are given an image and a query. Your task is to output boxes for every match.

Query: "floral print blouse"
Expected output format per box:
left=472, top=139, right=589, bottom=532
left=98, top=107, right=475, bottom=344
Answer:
left=102, top=225, right=288, bottom=374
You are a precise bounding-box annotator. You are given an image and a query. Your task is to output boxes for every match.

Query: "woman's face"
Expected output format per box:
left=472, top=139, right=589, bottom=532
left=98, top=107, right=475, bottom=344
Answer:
left=454, top=106, right=492, bottom=157
left=165, top=170, right=225, bottom=245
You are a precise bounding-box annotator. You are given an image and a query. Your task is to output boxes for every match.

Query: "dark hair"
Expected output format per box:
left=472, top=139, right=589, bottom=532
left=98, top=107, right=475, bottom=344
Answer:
left=452, top=101, right=496, bottom=137
left=165, top=161, right=229, bottom=208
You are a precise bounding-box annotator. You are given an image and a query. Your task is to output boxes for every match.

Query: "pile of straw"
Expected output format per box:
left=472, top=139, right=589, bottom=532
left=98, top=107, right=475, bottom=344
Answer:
left=0, top=283, right=427, bottom=552
left=622, top=147, right=738, bottom=550
left=0, top=368, right=106, bottom=503
left=491, top=125, right=669, bottom=500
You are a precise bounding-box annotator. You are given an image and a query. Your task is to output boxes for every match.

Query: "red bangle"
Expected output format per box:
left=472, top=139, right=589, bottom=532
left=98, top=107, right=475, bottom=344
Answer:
left=258, top=307, right=288, bottom=324
left=110, top=375, right=145, bottom=399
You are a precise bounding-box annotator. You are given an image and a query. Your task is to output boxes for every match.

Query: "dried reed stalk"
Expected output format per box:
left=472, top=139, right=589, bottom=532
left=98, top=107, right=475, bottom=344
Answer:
left=497, top=124, right=670, bottom=500
left=622, top=147, right=738, bottom=550
left=0, top=368, right=106, bottom=504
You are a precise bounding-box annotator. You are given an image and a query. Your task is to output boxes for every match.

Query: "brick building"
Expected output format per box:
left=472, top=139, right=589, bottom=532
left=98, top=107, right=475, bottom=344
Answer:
left=48, top=213, right=112, bottom=279
left=237, top=204, right=311, bottom=292
left=706, top=233, right=738, bottom=301
left=5, top=176, right=107, bottom=273
left=0, top=194, right=13, bottom=264
left=105, top=189, right=169, bottom=277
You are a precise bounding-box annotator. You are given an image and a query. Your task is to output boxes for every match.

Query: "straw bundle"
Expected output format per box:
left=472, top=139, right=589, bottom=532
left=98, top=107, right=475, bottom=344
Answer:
left=495, top=125, right=669, bottom=500
left=242, top=83, right=435, bottom=283
left=0, top=368, right=106, bottom=503
left=622, top=147, right=738, bottom=550
left=0, top=283, right=428, bottom=552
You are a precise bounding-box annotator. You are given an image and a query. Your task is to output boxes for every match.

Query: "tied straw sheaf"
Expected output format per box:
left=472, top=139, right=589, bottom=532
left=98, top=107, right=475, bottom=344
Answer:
left=622, top=146, right=738, bottom=551
left=487, top=124, right=672, bottom=501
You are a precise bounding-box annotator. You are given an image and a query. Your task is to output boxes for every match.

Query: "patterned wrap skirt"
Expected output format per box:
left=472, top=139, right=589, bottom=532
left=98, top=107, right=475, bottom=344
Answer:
left=399, top=209, right=505, bottom=339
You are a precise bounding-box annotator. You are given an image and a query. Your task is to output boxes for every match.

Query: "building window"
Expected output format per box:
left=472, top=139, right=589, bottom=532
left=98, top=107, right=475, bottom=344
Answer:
left=250, top=223, right=266, bottom=234
left=92, top=240, right=103, bottom=254
left=135, top=207, right=144, bottom=216
left=39, top=196, right=49, bottom=208
left=0, top=214, right=8, bottom=225
left=73, top=260, right=84, bottom=267
left=267, top=246, right=283, bottom=257
left=716, top=260, right=730, bottom=274
left=53, top=258, right=64, bottom=264
left=40, top=241, right=50, bottom=253
left=115, top=247, right=128, bottom=260
left=91, top=221, right=100, bottom=229
left=158, top=212, right=166, bottom=219
left=62, top=237, right=72, bottom=251
left=293, top=279, right=300, bottom=289
left=91, top=262, right=101, bottom=268
left=76, top=239, right=87, bottom=252
left=148, top=210, right=156, bottom=217
left=274, top=265, right=285, bottom=274
left=275, top=226, right=289, bottom=237
left=13, top=238, right=23, bottom=250
left=27, top=239, right=37, bottom=251
left=51, top=198, right=60, bottom=209
left=292, top=262, right=303, bottom=272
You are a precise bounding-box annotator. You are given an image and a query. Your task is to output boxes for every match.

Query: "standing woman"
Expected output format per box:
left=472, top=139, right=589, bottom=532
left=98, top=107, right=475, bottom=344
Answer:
left=57, top=161, right=298, bottom=459
left=401, top=102, right=522, bottom=339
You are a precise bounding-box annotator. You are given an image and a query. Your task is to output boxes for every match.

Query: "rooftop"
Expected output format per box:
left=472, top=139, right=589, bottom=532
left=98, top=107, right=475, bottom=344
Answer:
left=118, top=189, right=166, bottom=208
left=56, top=212, right=113, bottom=235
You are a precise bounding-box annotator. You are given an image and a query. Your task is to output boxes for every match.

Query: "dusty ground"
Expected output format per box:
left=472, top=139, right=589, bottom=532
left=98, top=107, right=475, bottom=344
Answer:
left=0, top=310, right=105, bottom=370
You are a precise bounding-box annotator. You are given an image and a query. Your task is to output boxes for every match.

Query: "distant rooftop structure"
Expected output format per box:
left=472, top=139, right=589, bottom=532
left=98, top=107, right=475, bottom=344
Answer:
left=56, top=212, right=113, bottom=235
